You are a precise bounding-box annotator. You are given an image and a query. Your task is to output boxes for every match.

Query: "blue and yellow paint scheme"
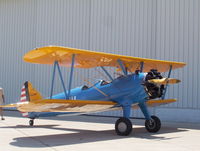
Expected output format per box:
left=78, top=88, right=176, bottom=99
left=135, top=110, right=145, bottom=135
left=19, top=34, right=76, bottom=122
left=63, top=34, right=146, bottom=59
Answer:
left=1, top=46, right=185, bottom=136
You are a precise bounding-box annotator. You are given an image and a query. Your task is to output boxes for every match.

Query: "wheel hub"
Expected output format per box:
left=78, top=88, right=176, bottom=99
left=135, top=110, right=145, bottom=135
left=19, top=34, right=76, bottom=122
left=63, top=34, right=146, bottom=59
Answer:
left=148, top=120, right=156, bottom=129
left=118, top=122, right=127, bottom=132
left=145, top=116, right=161, bottom=133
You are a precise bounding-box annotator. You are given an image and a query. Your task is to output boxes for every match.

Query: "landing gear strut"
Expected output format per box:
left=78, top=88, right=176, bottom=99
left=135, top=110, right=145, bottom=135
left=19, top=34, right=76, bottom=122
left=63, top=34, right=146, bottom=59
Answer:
left=115, top=117, right=132, bottom=136
left=29, top=119, right=34, bottom=126
left=145, top=115, right=161, bottom=133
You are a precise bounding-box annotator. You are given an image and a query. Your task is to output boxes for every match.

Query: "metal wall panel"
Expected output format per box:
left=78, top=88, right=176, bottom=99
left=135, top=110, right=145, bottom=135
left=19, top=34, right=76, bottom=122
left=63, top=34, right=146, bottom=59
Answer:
left=155, top=0, right=200, bottom=109
left=0, top=0, right=199, bottom=120
left=0, top=0, right=36, bottom=102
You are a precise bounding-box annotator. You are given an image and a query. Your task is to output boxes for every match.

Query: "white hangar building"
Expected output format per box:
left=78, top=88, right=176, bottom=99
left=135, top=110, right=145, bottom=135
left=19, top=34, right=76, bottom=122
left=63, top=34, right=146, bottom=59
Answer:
left=0, top=0, right=199, bottom=122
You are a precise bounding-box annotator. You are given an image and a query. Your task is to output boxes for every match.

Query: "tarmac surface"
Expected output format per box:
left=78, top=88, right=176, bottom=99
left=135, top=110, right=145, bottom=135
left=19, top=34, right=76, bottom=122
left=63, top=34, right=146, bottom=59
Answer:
left=0, top=111, right=200, bottom=151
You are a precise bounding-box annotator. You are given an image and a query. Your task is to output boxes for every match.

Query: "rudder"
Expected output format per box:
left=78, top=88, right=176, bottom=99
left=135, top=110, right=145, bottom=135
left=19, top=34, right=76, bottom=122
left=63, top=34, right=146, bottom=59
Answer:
left=20, top=81, right=43, bottom=117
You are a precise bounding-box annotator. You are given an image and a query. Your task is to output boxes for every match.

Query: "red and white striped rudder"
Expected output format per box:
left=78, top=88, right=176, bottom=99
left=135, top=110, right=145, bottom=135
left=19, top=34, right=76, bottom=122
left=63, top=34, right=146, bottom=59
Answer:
left=20, top=82, right=29, bottom=117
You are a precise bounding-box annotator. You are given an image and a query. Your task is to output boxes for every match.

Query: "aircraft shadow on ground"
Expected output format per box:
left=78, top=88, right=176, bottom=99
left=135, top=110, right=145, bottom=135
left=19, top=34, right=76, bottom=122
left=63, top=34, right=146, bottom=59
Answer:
left=2, top=111, right=198, bottom=148
left=0, top=124, right=187, bottom=148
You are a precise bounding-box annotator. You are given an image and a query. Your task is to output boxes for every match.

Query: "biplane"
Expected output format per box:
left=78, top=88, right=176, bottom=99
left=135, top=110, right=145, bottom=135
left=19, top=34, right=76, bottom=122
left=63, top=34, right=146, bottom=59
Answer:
left=1, top=46, right=186, bottom=136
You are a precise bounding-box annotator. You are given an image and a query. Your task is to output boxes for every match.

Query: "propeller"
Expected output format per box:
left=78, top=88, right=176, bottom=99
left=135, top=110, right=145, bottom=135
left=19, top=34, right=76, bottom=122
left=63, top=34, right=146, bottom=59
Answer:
left=148, top=78, right=181, bottom=85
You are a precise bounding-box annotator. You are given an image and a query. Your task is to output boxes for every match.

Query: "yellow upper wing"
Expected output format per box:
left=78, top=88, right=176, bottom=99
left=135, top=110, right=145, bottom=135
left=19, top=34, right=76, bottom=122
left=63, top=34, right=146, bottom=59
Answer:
left=24, top=46, right=186, bottom=72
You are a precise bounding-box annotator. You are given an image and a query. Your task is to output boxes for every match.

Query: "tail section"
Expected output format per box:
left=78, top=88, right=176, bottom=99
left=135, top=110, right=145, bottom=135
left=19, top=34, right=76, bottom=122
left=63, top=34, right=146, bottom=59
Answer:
left=20, top=81, right=43, bottom=117
left=20, top=81, right=43, bottom=102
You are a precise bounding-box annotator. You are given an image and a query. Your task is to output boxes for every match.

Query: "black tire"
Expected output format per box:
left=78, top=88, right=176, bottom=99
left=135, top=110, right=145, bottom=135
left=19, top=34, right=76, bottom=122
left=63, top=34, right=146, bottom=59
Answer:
left=115, top=117, right=132, bottom=136
left=145, top=115, right=161, bottom=133
left=29, top=119, right=34, bottom=126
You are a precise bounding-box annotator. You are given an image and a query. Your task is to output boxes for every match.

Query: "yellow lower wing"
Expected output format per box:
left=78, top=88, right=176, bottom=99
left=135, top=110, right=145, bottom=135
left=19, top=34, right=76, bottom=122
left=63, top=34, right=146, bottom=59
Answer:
left=1, top=99, right=176, bottom=113
left=132, top=99, right=176, bottom=109
left=146, top=99, right=176, bottom=107
left=1, top=99, right=117, bottom=113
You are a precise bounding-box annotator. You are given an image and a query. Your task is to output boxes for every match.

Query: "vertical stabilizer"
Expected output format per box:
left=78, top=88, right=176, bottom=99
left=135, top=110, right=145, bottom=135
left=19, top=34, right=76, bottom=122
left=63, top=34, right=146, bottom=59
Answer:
left=20, top=81, right=43, bottom=117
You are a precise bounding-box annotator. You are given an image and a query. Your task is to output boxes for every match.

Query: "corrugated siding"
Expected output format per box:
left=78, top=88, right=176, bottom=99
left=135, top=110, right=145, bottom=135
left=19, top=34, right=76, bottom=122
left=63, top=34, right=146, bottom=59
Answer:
left=0, top=0, right=199, bottom=118
left=155, top=0, right=200, bottom=110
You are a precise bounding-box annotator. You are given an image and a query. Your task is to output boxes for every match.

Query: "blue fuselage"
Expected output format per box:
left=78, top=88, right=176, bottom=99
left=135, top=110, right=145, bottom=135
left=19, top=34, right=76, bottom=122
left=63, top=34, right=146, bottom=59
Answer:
left=54, top=73, right=147, bottom=102
left=29, top=73, right=148, bottom=118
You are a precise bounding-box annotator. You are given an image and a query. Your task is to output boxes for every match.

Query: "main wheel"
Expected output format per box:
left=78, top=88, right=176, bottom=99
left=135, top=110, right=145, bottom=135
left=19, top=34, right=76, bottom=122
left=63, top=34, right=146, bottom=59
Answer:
left=115, top=117, right=132, bottom=136
left=29, top=119, right=34, bottom=126
left=145, top=115, right=161, bottom=133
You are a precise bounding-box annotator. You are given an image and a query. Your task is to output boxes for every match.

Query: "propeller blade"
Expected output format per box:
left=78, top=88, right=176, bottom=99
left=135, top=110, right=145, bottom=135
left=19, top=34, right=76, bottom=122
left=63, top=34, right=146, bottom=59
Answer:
left=148, top=78, right=181, bottom=85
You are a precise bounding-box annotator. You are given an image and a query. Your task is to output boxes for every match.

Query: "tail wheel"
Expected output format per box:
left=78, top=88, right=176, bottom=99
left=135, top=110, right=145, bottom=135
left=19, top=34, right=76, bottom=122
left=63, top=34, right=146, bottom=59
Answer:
left=29, top=119, right=34, bottom=126
left=115, top=117, right=132, bottom=136
left=145, top=115, right=161, bottom=133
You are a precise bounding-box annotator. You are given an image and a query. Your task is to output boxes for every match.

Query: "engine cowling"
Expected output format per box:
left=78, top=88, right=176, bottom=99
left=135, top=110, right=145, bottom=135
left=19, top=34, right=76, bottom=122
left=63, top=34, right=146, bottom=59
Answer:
left=143, top=69, right=165, bottom=99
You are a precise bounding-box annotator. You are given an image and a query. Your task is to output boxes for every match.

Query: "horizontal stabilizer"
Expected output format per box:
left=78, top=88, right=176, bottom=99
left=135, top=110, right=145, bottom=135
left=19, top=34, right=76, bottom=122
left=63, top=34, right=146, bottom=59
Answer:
left=0, top=104, right=18, bottom=108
